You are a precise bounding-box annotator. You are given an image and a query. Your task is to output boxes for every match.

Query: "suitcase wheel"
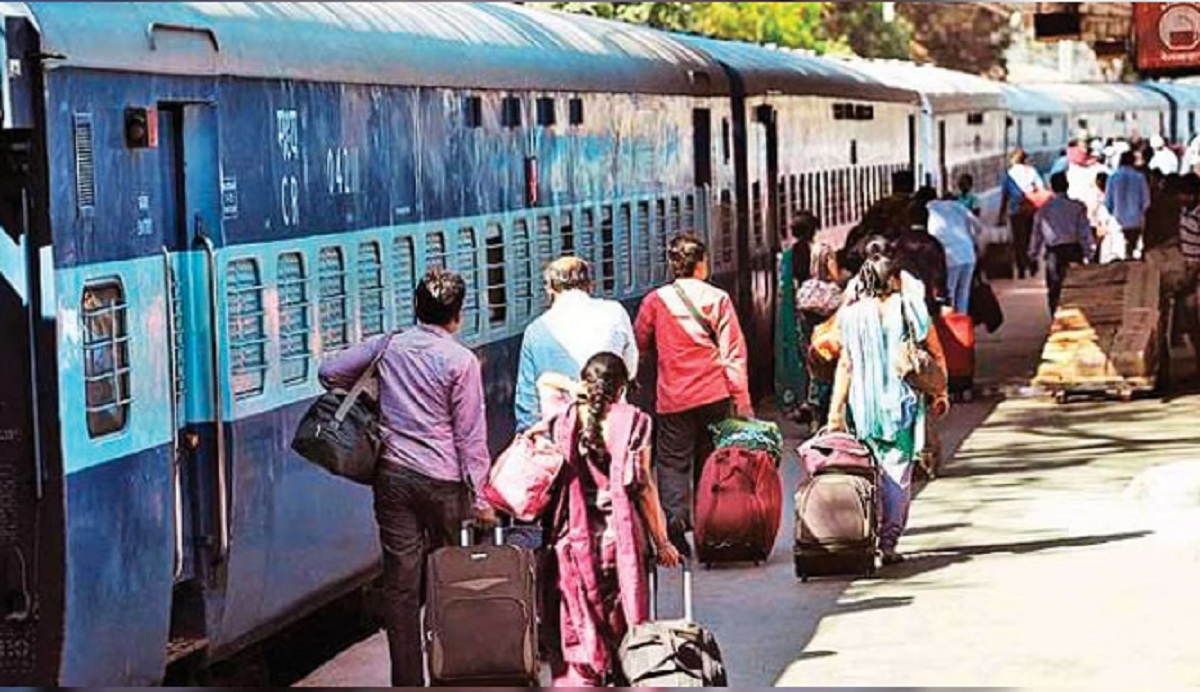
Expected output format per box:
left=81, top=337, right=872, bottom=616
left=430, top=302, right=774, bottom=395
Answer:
left=960, top=387, right=974, bottom=403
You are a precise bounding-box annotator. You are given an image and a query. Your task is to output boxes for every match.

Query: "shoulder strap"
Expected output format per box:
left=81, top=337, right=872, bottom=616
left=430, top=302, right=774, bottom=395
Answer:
left=672, top=282, right=719, bottom=347
left=334, top=331, right=398, bottom=423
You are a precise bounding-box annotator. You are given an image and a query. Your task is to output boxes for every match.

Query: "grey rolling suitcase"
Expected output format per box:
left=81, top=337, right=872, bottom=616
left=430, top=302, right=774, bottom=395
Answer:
left=794, top=472, right=878, bottom=581
left=617, top=562, right=728, bottom=687
left=425, top=525, right=539, bottom=686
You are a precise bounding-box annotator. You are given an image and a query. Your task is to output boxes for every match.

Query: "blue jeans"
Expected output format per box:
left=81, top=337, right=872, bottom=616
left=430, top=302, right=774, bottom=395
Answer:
left=946, top=261, right=976, bottom=315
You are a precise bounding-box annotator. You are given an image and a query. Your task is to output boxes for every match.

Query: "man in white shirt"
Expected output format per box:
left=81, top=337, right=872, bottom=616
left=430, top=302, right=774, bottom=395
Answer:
left=513, top=256, right=638, bottom=431
left=1149, top=134, right=1181, bottom=175
left=928, top=196, right=986, bottom=314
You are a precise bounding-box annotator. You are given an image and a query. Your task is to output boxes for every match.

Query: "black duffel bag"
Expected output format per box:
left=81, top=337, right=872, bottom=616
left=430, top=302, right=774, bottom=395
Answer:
left=291, top=333, right=395, bottom=485
left=969, top=271, right=1004, bottom=334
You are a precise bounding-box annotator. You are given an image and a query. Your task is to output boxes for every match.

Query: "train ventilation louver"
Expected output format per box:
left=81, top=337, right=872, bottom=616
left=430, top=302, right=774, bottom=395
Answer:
left=73, top=113, right=97, bottom=218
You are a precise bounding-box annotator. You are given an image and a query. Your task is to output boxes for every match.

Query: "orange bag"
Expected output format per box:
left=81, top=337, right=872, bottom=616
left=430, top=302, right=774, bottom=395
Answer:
left=806, top=314, right=841, bottom=382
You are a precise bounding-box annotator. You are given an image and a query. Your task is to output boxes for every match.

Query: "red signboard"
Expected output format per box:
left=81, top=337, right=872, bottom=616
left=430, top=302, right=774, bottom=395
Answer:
left=1136, top=3, right=1200, bottom=74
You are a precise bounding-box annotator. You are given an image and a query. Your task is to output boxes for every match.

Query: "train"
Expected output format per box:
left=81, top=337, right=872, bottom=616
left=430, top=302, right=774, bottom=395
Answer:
left=2, top=2, right=1199, bottom=684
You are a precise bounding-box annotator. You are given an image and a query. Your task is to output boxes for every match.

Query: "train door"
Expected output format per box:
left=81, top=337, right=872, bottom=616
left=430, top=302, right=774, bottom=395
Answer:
left=692, top=107, right=713, bottom=252
left=758, top=105, right=779, bottom=247
left=157, top=102, right=223, bottom=665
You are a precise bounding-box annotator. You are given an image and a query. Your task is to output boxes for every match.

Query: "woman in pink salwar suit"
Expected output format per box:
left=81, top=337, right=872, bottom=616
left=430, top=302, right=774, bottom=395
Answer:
left=544, top=352, right=681, bottom=686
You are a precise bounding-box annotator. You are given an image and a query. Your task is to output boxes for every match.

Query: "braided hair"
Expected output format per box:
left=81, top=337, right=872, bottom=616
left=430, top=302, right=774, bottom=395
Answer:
left=856, top=236, right=899, bottom=299
left=577, top=352, right=629, bottom=468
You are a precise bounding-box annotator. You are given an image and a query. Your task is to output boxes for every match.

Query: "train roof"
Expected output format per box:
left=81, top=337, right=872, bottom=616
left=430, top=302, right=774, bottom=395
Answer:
left=1013, top=83, right=1170, bottom=114
left=999, top=83, right=1071, bottom=116
left=671, top=34, right=918, bottom=104
left=8, top=2, right=729, bottom=96
left=836, top=59, right=1006, bottom=113
left=1140, top=81, right=1200, bottom=109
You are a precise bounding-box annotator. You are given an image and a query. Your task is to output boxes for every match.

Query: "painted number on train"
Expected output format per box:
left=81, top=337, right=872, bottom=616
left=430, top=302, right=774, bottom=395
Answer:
left=327, top=147, right=361, bottom=196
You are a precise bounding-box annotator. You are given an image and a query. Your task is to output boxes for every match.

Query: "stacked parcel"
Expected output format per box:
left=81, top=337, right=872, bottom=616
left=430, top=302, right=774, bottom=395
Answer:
left=1034, top=263, right=1161, bottom=393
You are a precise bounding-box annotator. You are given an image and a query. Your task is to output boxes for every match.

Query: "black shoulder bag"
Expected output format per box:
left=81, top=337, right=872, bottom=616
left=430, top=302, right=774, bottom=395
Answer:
left=292, top=333, right=397, bottom=485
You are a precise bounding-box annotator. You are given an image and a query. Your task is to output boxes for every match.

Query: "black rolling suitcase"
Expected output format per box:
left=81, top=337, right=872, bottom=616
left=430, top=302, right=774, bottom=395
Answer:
left=425, top=525, right=539, bottom=686
left=618, top=562, right=728, bottom=687
left=794, top=471, right=879, bottom=581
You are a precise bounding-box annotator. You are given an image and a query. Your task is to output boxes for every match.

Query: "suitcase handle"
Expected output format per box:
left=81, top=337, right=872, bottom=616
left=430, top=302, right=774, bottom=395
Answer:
left=648, top=560, right=693, bottom=623
left=460, top=520, right=505, bottom=547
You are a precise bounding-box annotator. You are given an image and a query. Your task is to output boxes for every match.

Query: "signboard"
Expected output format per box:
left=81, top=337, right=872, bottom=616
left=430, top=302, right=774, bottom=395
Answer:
left=1135, top=3, right=1200, bottom=74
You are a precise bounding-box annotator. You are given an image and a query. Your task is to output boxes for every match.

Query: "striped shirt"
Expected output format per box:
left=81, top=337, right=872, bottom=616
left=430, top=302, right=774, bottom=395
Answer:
left=1180, top=205, right=1200, bottom=262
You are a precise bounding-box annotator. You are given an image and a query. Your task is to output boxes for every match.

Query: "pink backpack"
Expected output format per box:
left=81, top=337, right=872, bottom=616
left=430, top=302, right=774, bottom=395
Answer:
left=797, top=431, right=876, bottom=479
left=482, top=427, right=564, bottom=522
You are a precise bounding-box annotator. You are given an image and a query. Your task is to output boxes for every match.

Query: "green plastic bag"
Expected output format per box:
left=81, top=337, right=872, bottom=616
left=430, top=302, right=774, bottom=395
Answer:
left=709, top=418, right=784, bottom=465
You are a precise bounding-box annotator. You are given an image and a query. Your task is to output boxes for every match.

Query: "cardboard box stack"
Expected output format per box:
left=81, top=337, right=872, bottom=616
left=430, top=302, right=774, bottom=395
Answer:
left=1034, top=263, right=1161, bottom=389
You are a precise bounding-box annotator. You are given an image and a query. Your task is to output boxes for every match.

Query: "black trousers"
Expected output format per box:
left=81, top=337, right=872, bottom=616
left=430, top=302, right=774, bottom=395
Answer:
left=1044, top=244, right=1085, bottom=316
left=373, top=464, right=470, bottom=686
left=1011, top=211, right=1035, bottom=279
left=656, top=398, right=731, bottom=529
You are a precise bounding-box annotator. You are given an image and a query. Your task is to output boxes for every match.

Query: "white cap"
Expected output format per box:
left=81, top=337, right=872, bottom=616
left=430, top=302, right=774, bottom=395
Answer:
left=1151, top=134, right=1166, bottom=149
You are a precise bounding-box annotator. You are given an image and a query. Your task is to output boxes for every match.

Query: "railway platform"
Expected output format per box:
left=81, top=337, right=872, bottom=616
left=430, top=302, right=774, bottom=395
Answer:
left=296, top=275, right=1200, bottom=687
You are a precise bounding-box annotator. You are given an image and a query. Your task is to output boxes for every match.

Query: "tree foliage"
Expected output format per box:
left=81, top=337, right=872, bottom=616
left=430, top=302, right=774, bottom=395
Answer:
left=547, top=2, right=1013, bottom=76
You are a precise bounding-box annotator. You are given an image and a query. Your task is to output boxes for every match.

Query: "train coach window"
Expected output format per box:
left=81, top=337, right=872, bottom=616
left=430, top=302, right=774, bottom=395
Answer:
left=485, top=224, right=507, bottom=328
left=1077, top=118, right=1089, bottom=131
left=83, top=280, right=131, bottom=438
left=535, top=216, right=554, bottom=308
left=426, top=231, right=447, bottom=269
left=318, top=247, right=350, bottom=354
left=393, top=236, right=416, bottom=327
left=669, top=197, right=681, bottom=236
left=569, top=98, right=584, bottom=126
left=578, top=209, right=596, bottom=268
left=227, top=258, right=268, bottom=399
left=358, top=241, right=386, bottom=338
left=464, top=95, right=483, bottom=129
left=1037, top=116, right=1054, bottom=126
left=967, top=112, right=985, bottom=126
left=654, top=199, right=667, bottom=283
left=620, top=202, right=633, bottom=291
left=512, top=219, right=535, bottom=320
left=722, top=118, right=731, bottom=163
left=850, top=140, right=858, bottom=166
left=637, top=201, right=652, bottom=287
left=502, top=96, right=522, bottom=128
left=719, top=189, right=735, bottom=267
left=751, top=183, right=764, bottom=249
left=684, top=194, right=695, bottom=234
left=456, top=228, right=480, bottom=339
left=537, top=97, right=556, bottom=127
left=278, top=253, right=311, bottom=386
left=560, top=212, right=575, bottom=256
left=600, top=206, right=615, bottom=295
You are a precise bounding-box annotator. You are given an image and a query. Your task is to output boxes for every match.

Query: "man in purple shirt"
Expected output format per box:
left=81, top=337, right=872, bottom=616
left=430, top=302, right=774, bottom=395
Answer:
left=319, top=267, right=494, bottom=686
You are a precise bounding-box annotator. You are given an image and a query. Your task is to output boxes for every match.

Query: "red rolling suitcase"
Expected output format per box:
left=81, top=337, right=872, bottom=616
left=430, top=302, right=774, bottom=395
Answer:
left=936, top=312, right=976, bottom=401
left=694, top=447, right=783, bottom=566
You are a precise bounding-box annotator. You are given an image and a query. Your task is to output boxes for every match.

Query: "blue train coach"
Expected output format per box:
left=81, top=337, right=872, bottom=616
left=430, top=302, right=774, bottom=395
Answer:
left=0, top=2, right=735, bottom=684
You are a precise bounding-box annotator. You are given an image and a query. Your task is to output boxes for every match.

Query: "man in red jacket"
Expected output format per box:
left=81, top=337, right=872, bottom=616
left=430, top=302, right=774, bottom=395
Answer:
left=634, top=234, right=753, bottom=554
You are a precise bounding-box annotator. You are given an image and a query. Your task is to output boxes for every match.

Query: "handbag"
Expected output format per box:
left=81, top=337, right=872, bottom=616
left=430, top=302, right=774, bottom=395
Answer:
left=968, top=271, right=1004, bottom=334
left=896, top=301, right=946, bottom=397
left=291, top=333, right=396, bottom=485
left=796, top=245, right=842, bottom=317
left=482, top=425, right=565, bottom=522
left=806, top=313, right=841, bottom=382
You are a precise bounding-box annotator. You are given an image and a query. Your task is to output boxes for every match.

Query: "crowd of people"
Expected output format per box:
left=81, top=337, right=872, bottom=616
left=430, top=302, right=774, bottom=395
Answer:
left=311, top=131, right=1200, bottom=685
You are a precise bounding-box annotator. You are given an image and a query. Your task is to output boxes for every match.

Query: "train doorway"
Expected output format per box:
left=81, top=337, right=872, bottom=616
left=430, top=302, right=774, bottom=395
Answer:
left=157, top=102, right=223, bottom=667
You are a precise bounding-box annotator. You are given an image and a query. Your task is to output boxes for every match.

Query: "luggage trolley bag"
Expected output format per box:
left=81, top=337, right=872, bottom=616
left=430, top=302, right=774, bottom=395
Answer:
left=694, top=447, right=783, bottom=566
left=425, top=525, right=539, bottom=686
left=936, top=312, right=977, bottom=401
left=618, top=562, right=728, bottom=687
left=793, top=432, right=879, bottom=581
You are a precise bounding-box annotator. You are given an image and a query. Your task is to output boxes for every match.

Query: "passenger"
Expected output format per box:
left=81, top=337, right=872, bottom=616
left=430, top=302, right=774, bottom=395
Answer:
left=514, top=256, right=638, bottom=432
left=845, top=168, right=916, bottom=271
left=789, top=211, right=840, bottom=427
left=1144, top=173, right=1182, bottom=251
left=928, top=192, right=985, bottom=314
left=999, top=148, right=1046, bottom=280
left=893, top=187, right=949, bottom=317
left=1092, top=172, right=1125, bottom=264
left=1049, top=141, right=1075, bottom=175
left=1105, top=151, right=1150, bottom=260
left=1029, top=172, right=1095, bottom=315
left=634, top=234, right=752, bottom=555
left=545, top=352, right=681, bottom=686
left=1149, top=134, right=1181, bottom=176
left=955, top=173, right=981, bottom=217
left=827, top=240, right=949, bottom=565
left=318, top=267, right=493, bottom=687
